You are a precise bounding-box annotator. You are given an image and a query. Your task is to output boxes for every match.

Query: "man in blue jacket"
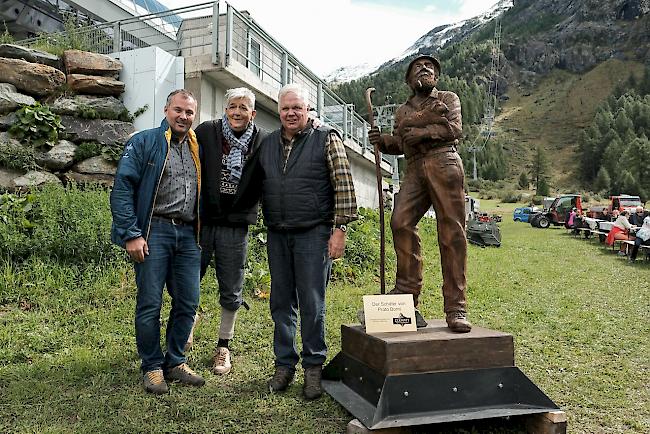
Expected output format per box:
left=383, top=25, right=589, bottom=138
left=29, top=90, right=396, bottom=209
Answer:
left=110, top=89, right=205, bottom=394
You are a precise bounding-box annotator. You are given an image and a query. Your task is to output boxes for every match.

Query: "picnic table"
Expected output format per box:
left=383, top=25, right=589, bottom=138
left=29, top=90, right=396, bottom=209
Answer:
left=583, top=217, right=601, bottom=230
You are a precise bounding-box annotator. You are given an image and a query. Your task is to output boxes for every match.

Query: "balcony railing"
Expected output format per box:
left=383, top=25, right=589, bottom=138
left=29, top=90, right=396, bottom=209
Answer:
left=15, top=0, right=394, bottom=168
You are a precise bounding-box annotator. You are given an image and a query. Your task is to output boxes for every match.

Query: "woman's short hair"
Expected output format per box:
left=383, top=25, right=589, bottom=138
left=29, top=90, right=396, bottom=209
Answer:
left=225, top=87, right=256, bottom=109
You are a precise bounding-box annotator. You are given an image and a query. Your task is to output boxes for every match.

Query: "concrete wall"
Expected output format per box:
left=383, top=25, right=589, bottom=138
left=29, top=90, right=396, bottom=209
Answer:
left=111, top=46, right=184, bottom=132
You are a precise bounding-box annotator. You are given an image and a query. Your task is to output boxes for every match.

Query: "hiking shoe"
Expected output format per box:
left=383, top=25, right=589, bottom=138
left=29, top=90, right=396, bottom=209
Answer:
left=414, top=309, right=428, bottom=328
left=268, top=366, right=294, bottom=392
left=165, top=363, right=205, bottom=387
left=211, top=347, right=232, bottom=375
left=446, top=311, right=472, bottom=333
left=143, top=369, right=168, bottom=395
left=303, top=365, right=323, bottom=400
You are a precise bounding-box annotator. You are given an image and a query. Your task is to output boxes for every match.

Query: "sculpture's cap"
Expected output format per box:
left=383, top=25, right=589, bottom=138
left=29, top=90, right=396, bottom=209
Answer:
left=405, top=55, right=441, bottom=82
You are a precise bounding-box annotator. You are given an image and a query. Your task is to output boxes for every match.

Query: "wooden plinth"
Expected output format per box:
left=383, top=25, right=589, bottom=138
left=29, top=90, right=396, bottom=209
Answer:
left=341, top=320, right=514, bottom=375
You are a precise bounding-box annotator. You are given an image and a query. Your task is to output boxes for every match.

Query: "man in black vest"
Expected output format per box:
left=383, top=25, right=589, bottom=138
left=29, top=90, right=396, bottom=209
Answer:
left=259, top=83, right=358, bottom=400
left=192, top=87, right=265, bottom=376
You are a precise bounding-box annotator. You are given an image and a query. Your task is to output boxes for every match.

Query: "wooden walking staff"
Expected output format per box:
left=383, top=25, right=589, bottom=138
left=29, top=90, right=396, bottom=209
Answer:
left=365, top=87, right=386, bottom=294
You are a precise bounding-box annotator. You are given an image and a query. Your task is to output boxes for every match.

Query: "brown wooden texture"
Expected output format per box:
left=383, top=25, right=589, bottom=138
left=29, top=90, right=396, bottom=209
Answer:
left=524, top=411, right=567, bottom=434
left=341, top=320, right=514, bottom=375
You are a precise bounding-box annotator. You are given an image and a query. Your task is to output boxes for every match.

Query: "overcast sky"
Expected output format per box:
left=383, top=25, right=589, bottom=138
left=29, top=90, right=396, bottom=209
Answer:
left=158, top=0, right=496, bottom=76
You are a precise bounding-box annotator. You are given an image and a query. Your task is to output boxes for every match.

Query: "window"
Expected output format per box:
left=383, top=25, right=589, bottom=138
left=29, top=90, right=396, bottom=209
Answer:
left=247, top=36, right=261, bottom=77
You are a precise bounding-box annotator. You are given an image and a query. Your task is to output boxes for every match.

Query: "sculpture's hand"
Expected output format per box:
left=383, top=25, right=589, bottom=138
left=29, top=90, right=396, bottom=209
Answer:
left=401, top=127, right=429, bottom=147
left=368, top=126, right=384, bottom=148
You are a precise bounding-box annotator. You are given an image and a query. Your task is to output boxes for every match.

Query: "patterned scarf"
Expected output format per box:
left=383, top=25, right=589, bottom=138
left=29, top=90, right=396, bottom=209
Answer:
left=221, top=114, right=254, bottom=184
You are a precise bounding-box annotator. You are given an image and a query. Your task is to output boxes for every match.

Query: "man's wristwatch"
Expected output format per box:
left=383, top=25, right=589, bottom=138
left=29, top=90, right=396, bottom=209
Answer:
left=335, top=224, right=347, bottom=232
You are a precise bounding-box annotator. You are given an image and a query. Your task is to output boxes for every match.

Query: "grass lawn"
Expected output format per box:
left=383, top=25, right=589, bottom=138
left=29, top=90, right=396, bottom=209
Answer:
left=1, top=208, right=648, bottom=433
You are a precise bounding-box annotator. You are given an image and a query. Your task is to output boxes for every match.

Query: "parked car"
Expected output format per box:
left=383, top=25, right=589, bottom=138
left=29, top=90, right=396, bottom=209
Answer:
left=513, top=207, right=538, bottom=223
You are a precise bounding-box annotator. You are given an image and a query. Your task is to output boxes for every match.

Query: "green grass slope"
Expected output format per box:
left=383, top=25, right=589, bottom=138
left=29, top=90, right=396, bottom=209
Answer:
left=495, top=59, right=646, bottom=187
left=1, top=213, right=648, bottom=433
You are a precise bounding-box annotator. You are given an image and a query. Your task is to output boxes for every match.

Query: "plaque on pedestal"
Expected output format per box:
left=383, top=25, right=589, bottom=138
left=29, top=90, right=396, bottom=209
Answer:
left=323, top=320, right=562, bottom=431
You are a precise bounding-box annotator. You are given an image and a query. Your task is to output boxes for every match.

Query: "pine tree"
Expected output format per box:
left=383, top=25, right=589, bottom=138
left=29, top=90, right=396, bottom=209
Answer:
left=594, top=167, right=611, bottom=193
left=537, top=177, right=550, bottom=196
left=518, top=172, right=529, bottom=189
left=530, top=145, right=549, bottom=195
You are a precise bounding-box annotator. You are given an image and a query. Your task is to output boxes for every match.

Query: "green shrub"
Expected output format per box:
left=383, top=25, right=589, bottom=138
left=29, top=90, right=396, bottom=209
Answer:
left=0, top=184, right=122, bottom=265
left=74, top=142, right=102, bottom=162
left=500, top=190, right=522, bottom=203
left=0, top=141, right=37, bottom=171
left=8, top=103, right=64, bottom=149
left=531, top=195, right=543, bottom=205
left=0, top=22, right=13, bottom=44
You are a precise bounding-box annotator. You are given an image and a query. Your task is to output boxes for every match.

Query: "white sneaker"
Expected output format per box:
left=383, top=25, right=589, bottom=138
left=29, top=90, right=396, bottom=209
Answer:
left=211, top=347, right=232, bottom=375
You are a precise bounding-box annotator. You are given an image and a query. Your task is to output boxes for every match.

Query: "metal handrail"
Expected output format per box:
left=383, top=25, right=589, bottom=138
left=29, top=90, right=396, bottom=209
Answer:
left=14, top=0, right=394, bottom=169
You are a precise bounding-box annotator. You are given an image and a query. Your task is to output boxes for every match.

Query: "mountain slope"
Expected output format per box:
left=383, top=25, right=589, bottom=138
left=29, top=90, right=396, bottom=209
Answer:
left=496, top=59, right=646, bottom=186
left=331, top=0, right=650, bottom=189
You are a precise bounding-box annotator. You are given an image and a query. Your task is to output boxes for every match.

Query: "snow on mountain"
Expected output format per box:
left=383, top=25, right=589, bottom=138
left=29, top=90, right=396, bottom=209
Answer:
left=324, top=0, right=513, bottom=84
left=323, top=62, right=381, bottom=85
left=397, top=0, right=513, bottom=61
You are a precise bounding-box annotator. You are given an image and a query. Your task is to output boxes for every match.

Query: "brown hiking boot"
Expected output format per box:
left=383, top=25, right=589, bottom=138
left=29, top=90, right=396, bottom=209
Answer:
left=268, top=366, right=294, bottom=392
left=211, top=347, right=232, bottom=375
left=446, top=311, right=472, bottom=333
left=143, top=369, right=168, bottom=395
left=303, top=365, right=323, bottom=400
left=165, top=363, right=205, bottom=387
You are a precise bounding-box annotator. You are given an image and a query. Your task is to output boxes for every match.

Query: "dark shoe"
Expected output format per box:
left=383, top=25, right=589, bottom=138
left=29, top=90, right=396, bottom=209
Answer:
left=303, top=365, right=323, bottom=400
left=268, top=366, right=294, bottom=392
left=165, top=363, right=205, bottom=387
left=414, top=309, right=428, bottom=328
left=446, top=311, right=472, bottom=333
left=143, top=369, right=168, bottom=395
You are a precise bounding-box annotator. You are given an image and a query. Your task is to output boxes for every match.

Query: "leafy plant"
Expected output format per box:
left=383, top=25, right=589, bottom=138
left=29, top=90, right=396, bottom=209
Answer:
left=101, top=143, right=124, bottom=162
left=118, top=104, right=150, bottom=122
left=31, top=15, right=112, bottom=56
left=8, top=103, right=64, bottom=149
left=0, top=192, right=37, bottom=229
left=0, top=21, right=14, bottom=44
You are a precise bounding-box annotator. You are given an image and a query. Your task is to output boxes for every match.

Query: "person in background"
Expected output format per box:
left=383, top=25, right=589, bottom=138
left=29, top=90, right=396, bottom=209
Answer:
left=110, top=89, right=205, bottom=395
left=258, top=83, right=358, bottom=400
left=601, top=208, right=612, bottom=221
left=629, top=206, right=648, bottom=227
left=628, top=214, right=650, bottom=262
left=606, top=209, right=634, bottom=256
left=566, top=207, right=577, bottom=229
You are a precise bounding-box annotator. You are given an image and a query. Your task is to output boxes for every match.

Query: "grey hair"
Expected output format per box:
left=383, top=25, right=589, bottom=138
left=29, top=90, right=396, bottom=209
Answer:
left=166, top=89, right=196, bottom=106
left=277, top=83, right=309, bottom=112
left=225, top=87, right=256, bottom=109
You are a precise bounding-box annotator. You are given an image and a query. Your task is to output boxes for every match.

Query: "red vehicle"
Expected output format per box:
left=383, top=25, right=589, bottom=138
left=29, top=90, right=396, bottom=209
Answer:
left=530, top=194, right=582, bottom=228
left=587, top=195, right=642, bottom=218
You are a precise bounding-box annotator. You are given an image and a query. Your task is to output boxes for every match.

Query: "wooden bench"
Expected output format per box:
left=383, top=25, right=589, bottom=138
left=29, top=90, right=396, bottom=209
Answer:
left=574, top=227, right=591, bottom=238
left=612, top=239, right=635, bottom=254
left=590, top=230, right=608, bottom=242
left=641, top=245, right=650, bottom=261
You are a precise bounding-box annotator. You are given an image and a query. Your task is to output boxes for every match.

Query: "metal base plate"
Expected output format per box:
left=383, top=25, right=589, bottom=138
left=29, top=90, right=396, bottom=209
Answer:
left=323, top=352, right=559, bottom=430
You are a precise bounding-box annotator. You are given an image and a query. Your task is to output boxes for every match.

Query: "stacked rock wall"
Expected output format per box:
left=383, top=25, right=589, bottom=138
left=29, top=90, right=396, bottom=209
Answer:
left=0, top=44, right=135, bottom=190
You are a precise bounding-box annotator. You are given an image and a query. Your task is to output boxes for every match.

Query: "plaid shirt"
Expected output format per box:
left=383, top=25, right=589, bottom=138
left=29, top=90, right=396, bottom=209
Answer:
left=282, top=126, right=358, bottom=225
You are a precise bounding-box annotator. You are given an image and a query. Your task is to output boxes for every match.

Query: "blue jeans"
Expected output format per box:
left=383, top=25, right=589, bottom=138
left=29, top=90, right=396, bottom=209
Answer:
left=134, top=220, right=200, bottom=372
left=267, top=225, right=332, bottom=370
left=199, top=224, right=248, bottom=311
